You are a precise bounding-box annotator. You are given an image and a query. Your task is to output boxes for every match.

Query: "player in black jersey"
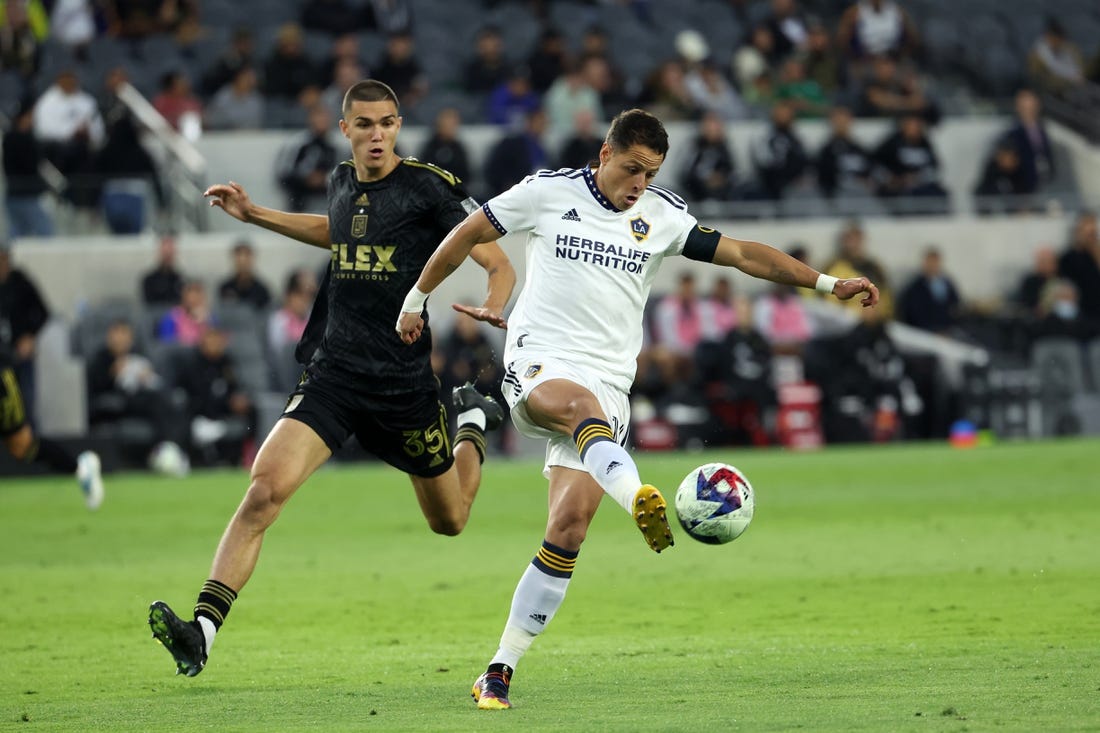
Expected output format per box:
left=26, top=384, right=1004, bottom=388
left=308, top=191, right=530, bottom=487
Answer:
left=148, top=80, right=516, bottom=677
left=0, top=345, right=103, bottom=509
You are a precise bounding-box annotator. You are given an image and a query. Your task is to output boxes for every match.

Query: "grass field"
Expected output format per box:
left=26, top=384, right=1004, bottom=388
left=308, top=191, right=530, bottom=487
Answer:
left=2, top=439, right=1098, bottom=732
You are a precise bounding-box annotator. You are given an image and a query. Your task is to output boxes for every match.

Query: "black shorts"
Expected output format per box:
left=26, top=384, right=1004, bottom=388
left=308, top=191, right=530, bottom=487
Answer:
left=281, top=366, right=455, bottom=478
left=0, top=367, right=28, bottom=437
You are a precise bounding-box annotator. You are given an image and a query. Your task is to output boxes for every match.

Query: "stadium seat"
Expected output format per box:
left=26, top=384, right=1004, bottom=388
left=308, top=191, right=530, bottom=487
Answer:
left=1031, top=338, right=1087, bottom=436
left=71, top=299, right=146, bottom=358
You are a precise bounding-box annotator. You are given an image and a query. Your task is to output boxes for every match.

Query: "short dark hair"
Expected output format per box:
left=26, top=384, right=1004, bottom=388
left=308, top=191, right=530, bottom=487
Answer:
left=605, top=108, right=669, bottom=156
left=342, top=79, right=400, bottom=118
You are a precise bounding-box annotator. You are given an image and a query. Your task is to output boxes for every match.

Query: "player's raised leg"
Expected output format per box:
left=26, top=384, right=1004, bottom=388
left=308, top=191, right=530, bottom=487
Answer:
left=149, top=418, right=331, bottom=676
left=472, top=467, right=602, bottom=709
left=525, top=379, right=673, bottom=552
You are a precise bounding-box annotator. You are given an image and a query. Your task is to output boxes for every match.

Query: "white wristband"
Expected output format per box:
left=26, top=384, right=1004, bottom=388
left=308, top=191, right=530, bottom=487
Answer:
left=400, top=286, right=430, bottom=314
left=815, top=273, right=838, bottom=294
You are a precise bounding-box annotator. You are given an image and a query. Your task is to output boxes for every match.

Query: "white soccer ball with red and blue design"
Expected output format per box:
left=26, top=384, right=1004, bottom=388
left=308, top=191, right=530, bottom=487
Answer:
left=674, top=462, right=755, bottom=544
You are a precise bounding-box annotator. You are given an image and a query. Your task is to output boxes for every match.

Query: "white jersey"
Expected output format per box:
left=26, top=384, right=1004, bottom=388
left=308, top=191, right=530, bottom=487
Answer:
left=483, top=167, right=701, bottom=392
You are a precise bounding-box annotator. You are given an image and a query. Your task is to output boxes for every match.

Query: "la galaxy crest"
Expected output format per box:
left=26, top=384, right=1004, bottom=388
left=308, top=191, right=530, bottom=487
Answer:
left=629, top=216, right=650, bottom=243
left=524, top=363, right=543, bottom=379
left=352, top=192, right=369, bottom=237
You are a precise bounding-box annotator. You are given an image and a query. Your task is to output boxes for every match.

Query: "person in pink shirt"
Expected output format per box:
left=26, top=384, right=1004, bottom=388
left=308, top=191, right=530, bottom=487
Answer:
left=157, top=279, right=214, bottom=345
left=267, top=269, right=318, bottom=350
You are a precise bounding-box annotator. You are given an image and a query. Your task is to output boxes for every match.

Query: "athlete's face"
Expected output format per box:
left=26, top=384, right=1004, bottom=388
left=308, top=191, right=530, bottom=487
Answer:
left=595, top=142, right=664, bottom=211
left=340, top=99, right=402, bottom=180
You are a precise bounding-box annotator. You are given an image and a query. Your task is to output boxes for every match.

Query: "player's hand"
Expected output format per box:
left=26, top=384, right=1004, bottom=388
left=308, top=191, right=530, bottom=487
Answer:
left=452, top=303, right=507, bottom=329
left=396, top=311, right=424, bottom=344
left=203, top=180, right=253, bottom=222
left=833, top=277, right=879, bottom=308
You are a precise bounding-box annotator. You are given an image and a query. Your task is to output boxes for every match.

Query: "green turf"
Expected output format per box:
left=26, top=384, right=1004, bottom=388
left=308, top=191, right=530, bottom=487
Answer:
left=2, top=439, right=1098, bottom=732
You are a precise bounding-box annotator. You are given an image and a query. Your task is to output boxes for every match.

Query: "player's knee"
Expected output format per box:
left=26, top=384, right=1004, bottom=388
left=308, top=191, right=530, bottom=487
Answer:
left=239, top=474, right=287, bottom=528
left=546, top=508, right=591, bottom=549
left=426, top=510, right=466, bottom=536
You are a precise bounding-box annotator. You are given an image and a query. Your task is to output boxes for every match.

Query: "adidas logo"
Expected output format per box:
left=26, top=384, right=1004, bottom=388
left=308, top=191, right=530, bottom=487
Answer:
left=528, top=612, right=548, bottom=625
left=355, top=193, right=369, bottom=206
left=561, top=208, right=581, bottom=221
left=606, top=461, right=622, bottom=474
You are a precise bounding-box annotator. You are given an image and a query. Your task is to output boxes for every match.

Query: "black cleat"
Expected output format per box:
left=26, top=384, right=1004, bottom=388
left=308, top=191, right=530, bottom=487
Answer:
left=149, top=601, right=207, bottom=677
left=452, top=383, right=504, bottom=430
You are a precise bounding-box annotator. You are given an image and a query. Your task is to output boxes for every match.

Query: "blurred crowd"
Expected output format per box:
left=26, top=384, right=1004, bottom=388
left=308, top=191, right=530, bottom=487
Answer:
left=3, top=0, right=1099, bottom=235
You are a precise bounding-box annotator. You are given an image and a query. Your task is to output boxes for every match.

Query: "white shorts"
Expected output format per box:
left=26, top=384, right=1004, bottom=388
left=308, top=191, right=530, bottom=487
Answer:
left=502, top=351, right=631, bottom=477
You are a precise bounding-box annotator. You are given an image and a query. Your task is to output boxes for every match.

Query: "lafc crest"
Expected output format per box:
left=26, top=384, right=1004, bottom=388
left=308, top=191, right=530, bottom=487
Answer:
left=351, top=214, right=368, bottom=237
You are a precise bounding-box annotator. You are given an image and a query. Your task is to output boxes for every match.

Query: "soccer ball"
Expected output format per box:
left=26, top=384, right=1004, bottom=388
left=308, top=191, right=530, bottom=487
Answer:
left=674, top=462, right=755, bottom=544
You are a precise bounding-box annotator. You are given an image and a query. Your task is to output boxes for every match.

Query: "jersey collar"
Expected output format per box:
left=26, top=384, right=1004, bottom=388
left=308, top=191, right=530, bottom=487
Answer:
left=583, top=166, right=620, bottom=213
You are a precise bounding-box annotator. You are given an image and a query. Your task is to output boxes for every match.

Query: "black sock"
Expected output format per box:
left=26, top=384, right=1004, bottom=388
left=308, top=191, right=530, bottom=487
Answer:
left=194, top=579, right=238, bottom=630
left=26, top=438, right=78, bottom=474
left=455, top=425, right=488, bottom=464
left=486, top=662, right=513, bottom=684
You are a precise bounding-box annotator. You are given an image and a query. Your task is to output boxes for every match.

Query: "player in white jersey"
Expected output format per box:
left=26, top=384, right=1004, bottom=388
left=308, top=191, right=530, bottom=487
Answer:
left=397, top=109, right=878, bottom=710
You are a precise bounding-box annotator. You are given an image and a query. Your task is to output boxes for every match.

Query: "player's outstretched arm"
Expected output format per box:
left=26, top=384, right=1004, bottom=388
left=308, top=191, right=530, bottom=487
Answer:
left=204, top=181, right=330, bottom=249
left=396, top=209, right=502, bottom=344
left=713, top=234, right=879, bottom=307
left=452, top=240, right=515, bottom=329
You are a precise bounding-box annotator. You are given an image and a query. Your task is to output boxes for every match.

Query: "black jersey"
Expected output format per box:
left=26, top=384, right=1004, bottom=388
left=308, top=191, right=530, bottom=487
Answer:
left=299, top=158, right=477, bottom=394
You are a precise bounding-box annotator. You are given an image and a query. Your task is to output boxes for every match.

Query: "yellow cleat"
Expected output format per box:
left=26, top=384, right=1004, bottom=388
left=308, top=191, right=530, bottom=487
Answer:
left=471, top=671, right=512, bottom=710
left=634, top=485, right=674, bottom=553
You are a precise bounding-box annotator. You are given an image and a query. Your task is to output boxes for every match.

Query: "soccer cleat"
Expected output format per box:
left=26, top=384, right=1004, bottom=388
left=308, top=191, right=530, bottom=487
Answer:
left=471, top=670, right=512, bottom=710
left=634, top=485, right=674, bottom=553
left=75, top=450, right=104, bottom=511
left=452, top=383, right=504, bottom=430
left=149, top=601, right=207, bottom=677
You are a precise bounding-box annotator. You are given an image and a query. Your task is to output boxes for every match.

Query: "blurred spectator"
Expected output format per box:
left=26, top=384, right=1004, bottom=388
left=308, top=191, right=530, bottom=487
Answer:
left=685, top=60, right=750, bottom=121
left=104, top=0, right=185, bottom=40
left=898, top=246, right=960, bottom=334
left=0, top=0, right=47, bottom=78
left=3, top=102, right=54, bottom=238
left=1057, top=211, right=1100, bottom=322
left=1015, top=246, right=1058, bottom=316
left=836, top=0, right=919, bottom=71
left=50, top=0, right=98, bottom=57
left=320, top=33, right=369, bottom=88
left=484, top=107, right=548, bottom=197
left=543, top=59, right=602, bottom=138
left=218, top=240, right=271, bottom=310
left=556, top=108, right=602, bottom=170
left=579, top=26, right=629, bottom=116
left=418, top=107, right=472, bottom=185
left=762, top=0, right=809, bottom=62
left=803, top=19, right=841, bottom=94
left=526, top=27, right=568, bottom=94
left=320, top=57, right=365, bottom=123
left=486, top=68, right=540, bottom=128
left=754, top=281, right=813, bottom=354
left=157, top=279, right=213, bottom=345
left=731, top=25, right=774, bottom=92
left=463, top=25, right=509, bottom=95
left=94, top=114, right=165, bottom=233
left=871, top=114, right=948, bottom=214
left=85, top=318, right=190, bottom=463
left=32, top=69, right=105, bottom=206
left=276, top=105, right=338, bottom=213
left=773, top=55, right=828, bottom=118
left=680, top=111, right=738, bottom=202
left=361, top=0, right=413, bottom=35
left=707, top=276, right=738, bottom=337
left=648, top=272, right=710, bottom=386
left=821, top=220, right=894, bottom=318
left=857, top=55, right=936, bottom=122
left=141, top=232, right=184, bottom=306
left=816, top=105, right=874, bottom=201
left=178, top=325, right=255, bottom=466
left=374, top=31, right=427, bottom=112
left=1026, top=17, right=1085, bottom=98
left=301, top=0, right=362, bottom=35
left=0, top=244, right=48, bottom=423
left=749, top=100, right=809, bottom=200
left=204, top=66, right=264, bottom=130
left=637, top=59, right=697, bottom=122
left=151, top=70, right=202, bottom=137
left=973, top=141, right=1031, bottom=216
left=436, top=312, right=502, bottom=405
left=264, top=24, right=320, bottom=100
left=267, top=268, right=317, bottom=350
left=1000, top=89, right=1054, bottom=195
left=98, top=65, right=133, bottom=131
left=200, top=28, right=255, bottom=98
left=1028, top=279, right=1100, bottom=343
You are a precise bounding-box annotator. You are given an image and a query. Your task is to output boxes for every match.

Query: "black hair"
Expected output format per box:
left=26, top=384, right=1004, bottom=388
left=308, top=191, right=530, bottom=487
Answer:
left=342, top=79, right=400, bottom=118
left=604, top=108, right=669, bottom=156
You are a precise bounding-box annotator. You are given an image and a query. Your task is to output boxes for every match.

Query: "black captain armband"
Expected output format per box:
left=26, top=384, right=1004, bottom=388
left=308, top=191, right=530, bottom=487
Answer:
left=682, top=224, right=722, bottom=262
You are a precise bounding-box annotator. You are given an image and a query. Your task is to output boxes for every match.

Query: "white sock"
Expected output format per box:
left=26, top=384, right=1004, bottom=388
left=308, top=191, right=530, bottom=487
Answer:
left=457, top=408, right=486, bottom=431
left=490, top=548, right=574, bottom=669
left=197, top=615, right=217, bottom=653
left=580, top=439, right=642, bottom=513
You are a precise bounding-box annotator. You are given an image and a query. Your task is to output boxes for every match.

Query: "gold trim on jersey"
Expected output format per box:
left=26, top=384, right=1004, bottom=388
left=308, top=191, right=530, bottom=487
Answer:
left=402, top=158, right=460, bottom=186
